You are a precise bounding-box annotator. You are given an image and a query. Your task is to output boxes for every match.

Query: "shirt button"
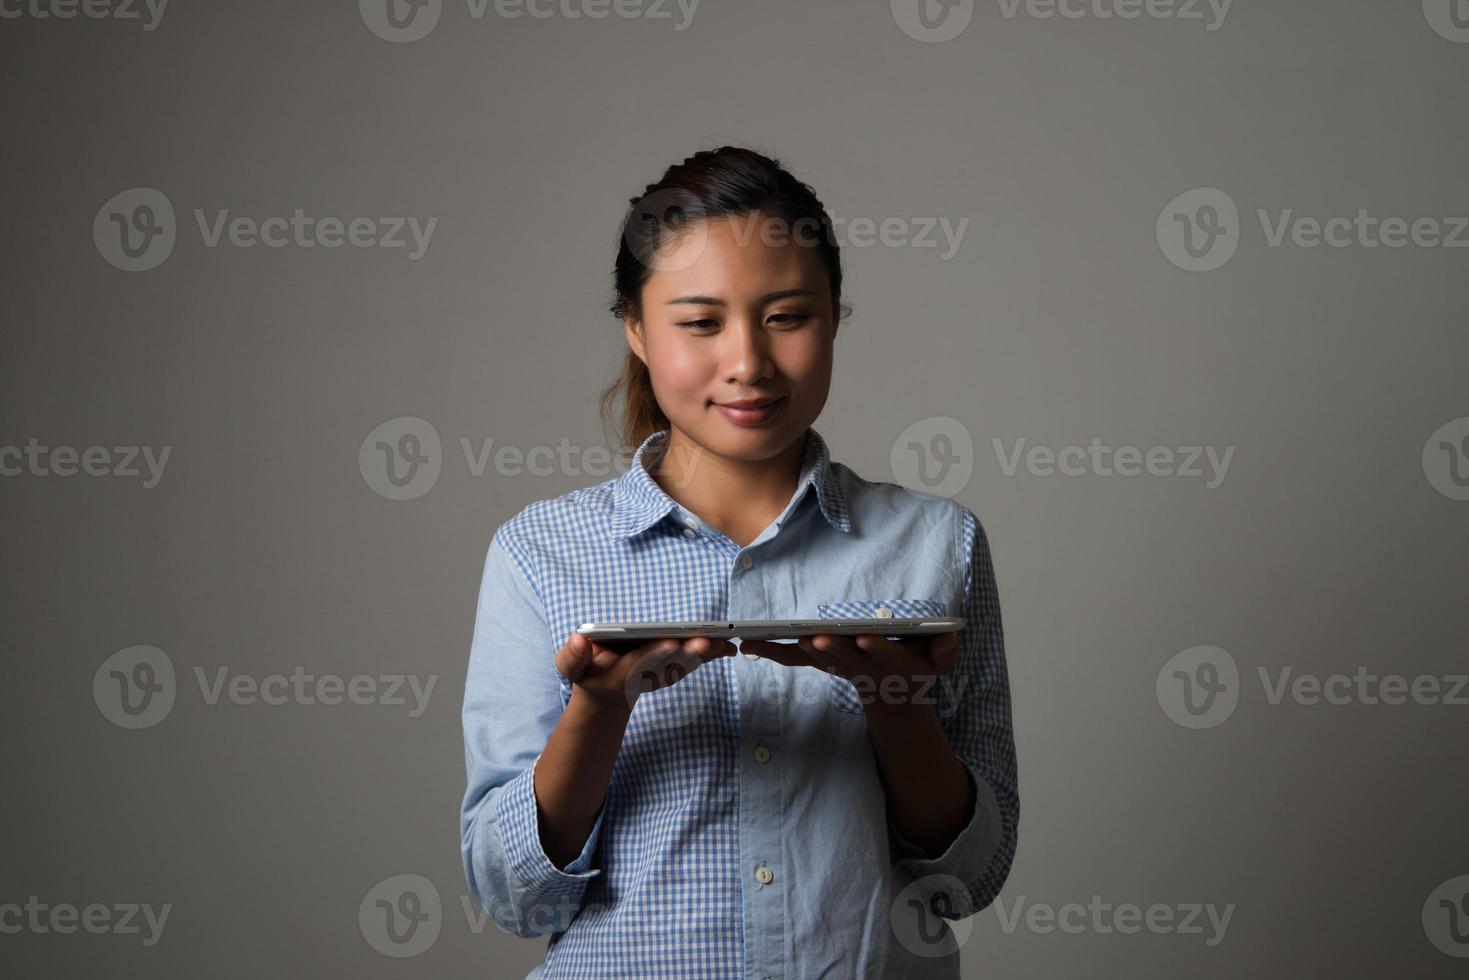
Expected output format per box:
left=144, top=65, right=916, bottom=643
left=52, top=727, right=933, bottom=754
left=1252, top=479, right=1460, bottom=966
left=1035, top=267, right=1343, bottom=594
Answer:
left=683, top=514, right=699, bottom=527
left=682, top=528, right=697, bottom=539
left=739, top=554, right=754, bottom=569
left=754, top=865, right=774, bottom=885
left=753, top=745, right=771, bottom=763
left=875, top=606, right=893, bottom=618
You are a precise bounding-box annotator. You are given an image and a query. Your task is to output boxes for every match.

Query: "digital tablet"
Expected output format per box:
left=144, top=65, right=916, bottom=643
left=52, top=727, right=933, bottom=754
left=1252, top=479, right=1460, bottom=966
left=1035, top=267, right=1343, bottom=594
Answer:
left=576, top=617, right=964, bottom=642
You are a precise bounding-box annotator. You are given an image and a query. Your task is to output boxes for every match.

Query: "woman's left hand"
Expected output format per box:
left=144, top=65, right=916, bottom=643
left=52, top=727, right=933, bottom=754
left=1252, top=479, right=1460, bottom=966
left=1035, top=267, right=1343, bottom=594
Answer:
left=737, top=630, right=960, bottom=712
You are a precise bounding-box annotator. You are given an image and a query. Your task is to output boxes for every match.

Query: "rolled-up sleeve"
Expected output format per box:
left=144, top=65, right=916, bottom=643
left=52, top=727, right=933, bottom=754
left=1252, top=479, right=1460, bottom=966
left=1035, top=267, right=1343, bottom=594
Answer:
left=460, top=524, right=606, bottom=938
left=888, top=505, right=1020, bottom=919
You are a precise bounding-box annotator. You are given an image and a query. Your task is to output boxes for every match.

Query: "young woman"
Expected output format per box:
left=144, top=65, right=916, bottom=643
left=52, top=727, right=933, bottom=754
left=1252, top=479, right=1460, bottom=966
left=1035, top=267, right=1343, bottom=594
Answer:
left=460, top=146, right=1019, bottom=978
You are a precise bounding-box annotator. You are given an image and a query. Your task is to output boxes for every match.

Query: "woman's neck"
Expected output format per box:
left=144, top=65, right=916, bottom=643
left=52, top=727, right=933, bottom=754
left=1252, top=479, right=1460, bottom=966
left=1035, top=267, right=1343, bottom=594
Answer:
left=650, top=427, right=808, bottom=548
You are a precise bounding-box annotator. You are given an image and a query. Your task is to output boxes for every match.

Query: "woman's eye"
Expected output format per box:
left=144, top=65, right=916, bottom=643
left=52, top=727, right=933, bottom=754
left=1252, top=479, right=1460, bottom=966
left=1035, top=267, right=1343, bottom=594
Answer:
left=769, top=313, right=810, bottom=326
left=678, top=319, right=719, bottom=330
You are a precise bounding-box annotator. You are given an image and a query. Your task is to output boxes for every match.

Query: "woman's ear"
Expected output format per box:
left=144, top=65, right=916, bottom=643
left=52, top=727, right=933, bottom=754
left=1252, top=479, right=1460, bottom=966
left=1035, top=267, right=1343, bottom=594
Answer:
left=624, top=316, right=648, bottom=363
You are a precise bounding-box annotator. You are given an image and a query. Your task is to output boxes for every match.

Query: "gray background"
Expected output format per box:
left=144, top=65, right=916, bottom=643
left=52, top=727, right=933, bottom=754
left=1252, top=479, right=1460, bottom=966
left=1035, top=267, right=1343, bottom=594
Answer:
left=3, top=0, right=1467, bottom=976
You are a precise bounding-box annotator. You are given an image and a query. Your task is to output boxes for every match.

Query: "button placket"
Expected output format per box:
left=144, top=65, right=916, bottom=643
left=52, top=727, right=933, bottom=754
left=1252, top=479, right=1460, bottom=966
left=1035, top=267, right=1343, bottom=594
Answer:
left=736, top=551, right=760, bottom=658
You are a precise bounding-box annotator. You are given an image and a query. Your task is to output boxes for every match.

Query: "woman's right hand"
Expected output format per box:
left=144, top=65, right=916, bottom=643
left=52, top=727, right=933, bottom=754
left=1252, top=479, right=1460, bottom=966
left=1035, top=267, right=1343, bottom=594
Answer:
left=554, top=632, right=735, bottom=717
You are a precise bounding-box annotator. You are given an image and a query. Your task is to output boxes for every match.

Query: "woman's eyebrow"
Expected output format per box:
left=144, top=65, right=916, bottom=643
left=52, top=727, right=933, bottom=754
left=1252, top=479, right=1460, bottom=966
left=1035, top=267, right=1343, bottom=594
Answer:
left=666, top=288, right=815, bottom=306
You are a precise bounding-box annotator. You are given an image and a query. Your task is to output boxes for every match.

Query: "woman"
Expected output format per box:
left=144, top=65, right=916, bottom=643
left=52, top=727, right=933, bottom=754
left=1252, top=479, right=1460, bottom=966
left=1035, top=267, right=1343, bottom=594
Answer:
left=460, top=146, right=1019, bottom=978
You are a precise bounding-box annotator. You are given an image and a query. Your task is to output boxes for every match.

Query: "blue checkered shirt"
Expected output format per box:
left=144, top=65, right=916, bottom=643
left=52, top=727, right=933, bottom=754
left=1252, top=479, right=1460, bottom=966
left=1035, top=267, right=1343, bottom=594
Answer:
left=460, top=427, right=1019, bottom=978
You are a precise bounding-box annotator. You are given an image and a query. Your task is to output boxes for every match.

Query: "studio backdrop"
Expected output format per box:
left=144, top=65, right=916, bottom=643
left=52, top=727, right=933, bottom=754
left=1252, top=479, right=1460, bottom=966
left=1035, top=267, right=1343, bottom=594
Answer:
left=2, top=1, right=1466, bottom=977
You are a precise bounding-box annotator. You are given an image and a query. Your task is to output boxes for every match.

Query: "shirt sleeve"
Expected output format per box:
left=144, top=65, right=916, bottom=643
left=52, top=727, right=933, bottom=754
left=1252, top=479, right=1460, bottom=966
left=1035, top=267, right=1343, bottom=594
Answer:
left=887, top=505, right=1020, bottom=919
left=460, top=523, right=607, bottom=938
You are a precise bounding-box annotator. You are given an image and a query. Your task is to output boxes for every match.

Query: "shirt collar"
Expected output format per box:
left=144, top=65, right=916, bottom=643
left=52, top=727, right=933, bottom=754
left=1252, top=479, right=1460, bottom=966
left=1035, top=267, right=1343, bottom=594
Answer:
left=610, top=427, right=852, bottom=541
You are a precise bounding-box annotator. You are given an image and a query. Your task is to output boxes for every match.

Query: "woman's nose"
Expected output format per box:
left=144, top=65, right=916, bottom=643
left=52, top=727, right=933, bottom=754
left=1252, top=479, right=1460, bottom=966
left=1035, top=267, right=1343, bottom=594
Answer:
left=721, top=319, right=773, bottom=382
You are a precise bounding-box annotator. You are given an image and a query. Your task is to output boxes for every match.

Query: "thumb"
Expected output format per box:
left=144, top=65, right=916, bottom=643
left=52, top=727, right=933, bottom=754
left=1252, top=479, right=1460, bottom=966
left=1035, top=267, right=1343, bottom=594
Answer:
left=556, top=633, right=593, bottom=681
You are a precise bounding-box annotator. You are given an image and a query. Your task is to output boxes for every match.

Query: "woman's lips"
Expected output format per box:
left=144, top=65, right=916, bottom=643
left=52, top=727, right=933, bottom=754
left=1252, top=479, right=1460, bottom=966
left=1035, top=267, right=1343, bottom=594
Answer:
left=712, top=396, right=786, bottom=427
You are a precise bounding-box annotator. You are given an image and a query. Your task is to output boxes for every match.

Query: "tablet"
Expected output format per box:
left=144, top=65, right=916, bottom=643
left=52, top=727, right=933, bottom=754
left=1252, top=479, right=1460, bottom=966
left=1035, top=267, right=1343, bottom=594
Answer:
left=576, top=617, right=964, bottom=642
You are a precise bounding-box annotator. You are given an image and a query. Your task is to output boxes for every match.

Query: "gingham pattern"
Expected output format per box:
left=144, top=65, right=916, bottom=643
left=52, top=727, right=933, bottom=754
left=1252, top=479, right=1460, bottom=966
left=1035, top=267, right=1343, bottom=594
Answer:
left=461, top=427, right=1019, bottom=979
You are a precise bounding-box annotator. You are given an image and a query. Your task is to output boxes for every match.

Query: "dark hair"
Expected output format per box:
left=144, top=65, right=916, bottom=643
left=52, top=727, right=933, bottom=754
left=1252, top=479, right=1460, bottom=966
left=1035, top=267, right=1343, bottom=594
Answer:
left=600, top=145, right=850, bottom=451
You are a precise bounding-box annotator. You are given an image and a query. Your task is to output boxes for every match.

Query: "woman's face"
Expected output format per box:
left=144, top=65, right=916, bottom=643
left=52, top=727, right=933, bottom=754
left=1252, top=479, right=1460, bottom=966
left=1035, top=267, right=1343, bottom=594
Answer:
left=625, top=210, right=838, bottom=462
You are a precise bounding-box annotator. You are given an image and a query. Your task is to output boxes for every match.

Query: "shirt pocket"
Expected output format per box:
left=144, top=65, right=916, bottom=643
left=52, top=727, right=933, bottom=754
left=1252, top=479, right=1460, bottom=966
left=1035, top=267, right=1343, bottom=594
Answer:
left=815, top=597, right=950, bottom=714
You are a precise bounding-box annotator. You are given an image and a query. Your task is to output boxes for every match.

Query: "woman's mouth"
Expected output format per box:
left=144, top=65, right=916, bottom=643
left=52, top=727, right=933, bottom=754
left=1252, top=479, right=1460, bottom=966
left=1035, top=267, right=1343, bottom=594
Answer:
left=712, top=396, right=787, bottom=427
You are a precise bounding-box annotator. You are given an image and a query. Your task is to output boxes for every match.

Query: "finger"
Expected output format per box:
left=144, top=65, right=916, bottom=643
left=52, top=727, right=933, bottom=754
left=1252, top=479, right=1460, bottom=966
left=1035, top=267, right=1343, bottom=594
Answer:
left=634, top=636, right=687, bottom=656
left=592, top=636, right=677, bottom=671
left=630, top=639, right=704, bottom=691
left=680, top=635, right=710, bottom=656
left=588, top=640, right=626, bottom=671
left=555, top=634, right=593, bottom=681
left=794, top=636, right=842, bottom=674
left=740, top=639, right=821, bottom=669
left=811, top=634, right=871, bottom=676
left=853, top=633, right=911, bottom=673
left=681, top=635, right=732, bottom=661
left=927, top=631, right=961, bottom=673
